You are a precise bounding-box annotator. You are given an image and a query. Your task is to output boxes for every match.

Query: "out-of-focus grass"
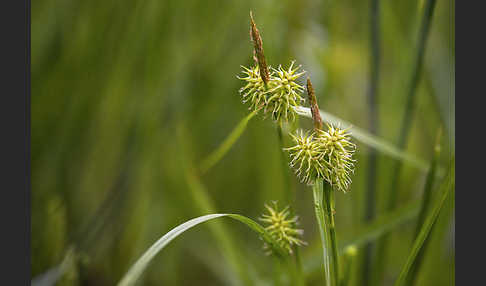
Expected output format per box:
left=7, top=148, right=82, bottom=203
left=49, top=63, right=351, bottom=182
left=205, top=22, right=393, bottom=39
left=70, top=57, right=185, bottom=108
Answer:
left=31, top=0, right=454, bottom=285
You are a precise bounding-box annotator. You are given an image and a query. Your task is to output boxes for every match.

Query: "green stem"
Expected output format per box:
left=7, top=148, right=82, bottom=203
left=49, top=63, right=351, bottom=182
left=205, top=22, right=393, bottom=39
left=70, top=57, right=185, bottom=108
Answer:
left=277, top=124, right=293, bottom=204
left=324, top=183, right=340, bottom=285
left=394, top=159, right=454, bottom=286
left=273, top=256, right=283, bottom=286
left=374, top=0, right=437, bottom=283
left=340, top=246, right=357, bottom=286
left=407, top=129, right=441, bottom=285
left=363, top=0, right=381, bottom=284
left=294, top=247, right=305, bottom=286
left=312, top=179, right=339, bottom=286
left=199, top=110, right=257, bottom=174
left=277, top=124, right=303, bottom=285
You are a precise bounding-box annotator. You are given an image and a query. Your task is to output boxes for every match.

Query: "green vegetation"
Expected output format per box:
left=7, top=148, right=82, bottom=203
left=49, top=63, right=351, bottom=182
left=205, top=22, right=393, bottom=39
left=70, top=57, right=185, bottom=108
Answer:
left=32, top=1, right=454, bottom=285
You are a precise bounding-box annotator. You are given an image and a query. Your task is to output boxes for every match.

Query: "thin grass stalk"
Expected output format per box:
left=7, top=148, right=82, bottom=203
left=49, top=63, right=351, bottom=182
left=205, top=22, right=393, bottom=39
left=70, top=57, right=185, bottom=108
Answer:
left=304, top=199, right=422, bottom=280
left=312, top=179, right=332, bottom=286
left=282, top=252, right=303, bottom=286
left=413, top=128, right=442, bottom=239
left=313, top=179, right=339, bottom=286
left=277, top=123, right=304, bottom=285
left=273, top=256, right=283, bottom=286
left=294, top=247, right=305, bottom=286
left=324, top=182, right=340, bottom=285
left=362, top=0, right=381, bottom=284
left=406, top=129, right=442, bottom=285
left=277, top=124, right=293, bottom=204
left=178, top=125, right=252, bottom=285
left=394, top=158, right=454, bottom=286
left=307, top=78, right=339, bottom=285
left=185, top=171, right=252, bottom=286
left=340, top=246, right=357, bottom=286
left=200, top=110, right=258, bottom=174
left=373, top=0, right=437, bottom=283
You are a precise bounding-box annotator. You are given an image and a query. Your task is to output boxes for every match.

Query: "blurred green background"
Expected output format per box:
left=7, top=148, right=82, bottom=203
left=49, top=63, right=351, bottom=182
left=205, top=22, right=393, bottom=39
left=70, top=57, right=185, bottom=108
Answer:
left=32, top=0, right=454, bottom=285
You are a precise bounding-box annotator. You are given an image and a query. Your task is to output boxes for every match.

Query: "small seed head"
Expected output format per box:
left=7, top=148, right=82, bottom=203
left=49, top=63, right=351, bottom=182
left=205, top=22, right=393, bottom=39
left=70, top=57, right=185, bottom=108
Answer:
left=238, top=61, right=306, bottom=123
left=315, top=124, right=356, bottom=192
left=285, top=125, right=356, bottom=192
left=265, top=61, right=306, bottom=123
left=237, top=65, right=270, bottom=112
left=284, top=130, right=326, bottom=185
left=259, top=202, right=306, bottom=255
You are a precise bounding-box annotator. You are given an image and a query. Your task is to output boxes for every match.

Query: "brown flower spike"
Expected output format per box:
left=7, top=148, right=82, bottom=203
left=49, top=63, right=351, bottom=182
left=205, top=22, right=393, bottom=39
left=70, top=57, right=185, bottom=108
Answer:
left=306, top=78, right=323, bottom=131
left=250, top=11, right=270, bottom=85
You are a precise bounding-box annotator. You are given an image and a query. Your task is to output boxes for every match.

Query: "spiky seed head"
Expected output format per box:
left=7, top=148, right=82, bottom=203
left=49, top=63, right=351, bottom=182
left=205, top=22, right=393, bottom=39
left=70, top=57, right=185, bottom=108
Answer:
left=259, top=202, right=306, bottom=255
left=285, top=125, right=356, bottom=192
left=237, top=65, right=271, bottom=112
left=265, top=61, right=306, bottom=123
left=315, top=124, right=356, bottom=192
left=284, top=130, right=326, bottom=185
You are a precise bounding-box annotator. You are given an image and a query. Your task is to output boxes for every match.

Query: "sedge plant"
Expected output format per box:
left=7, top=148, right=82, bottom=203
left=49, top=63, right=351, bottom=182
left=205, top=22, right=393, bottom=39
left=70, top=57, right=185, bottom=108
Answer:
left=237, top=13, right=357, bottom=286
left=32, top=7, right=454, bottom=286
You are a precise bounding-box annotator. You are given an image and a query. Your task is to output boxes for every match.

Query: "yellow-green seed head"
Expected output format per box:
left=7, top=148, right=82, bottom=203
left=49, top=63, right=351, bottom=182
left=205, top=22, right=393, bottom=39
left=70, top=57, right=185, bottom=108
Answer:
left=237, top=65, right=270, bottom=112
left=284, top=130, right=326, bottom=185
left=259, top=202, right=306, bottom=255
left=315, top=124, right=356, bottom=193
left=285, top=125, right=356, bottom=192
left=265, top=61, right=306, bottom=123
left=237, top=61, right=306, bottom=123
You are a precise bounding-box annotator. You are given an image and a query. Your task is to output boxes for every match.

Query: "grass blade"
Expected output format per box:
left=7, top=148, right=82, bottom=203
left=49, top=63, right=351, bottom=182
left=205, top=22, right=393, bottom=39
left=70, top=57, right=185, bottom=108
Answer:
left=374, top=0, right=438, bottom=282
left=363, top=0, right=382, bottom=283
left=340, top=246, right=358, bottom=286
left=293, top=106, right=428, bottom=171
left=200, top=110, right=258, bottom=174
left=179, top=123, right=255, bottom=285
left=394, top=159, right=454, bottom=286
left=117, top=213, right=286, bottom=286
left=340, top=201, right=421, bottom=251
left=406, top=129, right=442, bottom=285
left=31, top=247, right=76, bottom=286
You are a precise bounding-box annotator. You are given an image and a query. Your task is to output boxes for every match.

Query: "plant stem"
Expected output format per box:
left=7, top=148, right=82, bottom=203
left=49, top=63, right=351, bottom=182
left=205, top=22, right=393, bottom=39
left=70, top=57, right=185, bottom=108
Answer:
left=373, top=0, right=437, bottom=283
left=363, top=0, right=381, bottom=284
left=394, top=158, right=454, bottom=286
left=324, top=182, right=340, bottom=285
left=273, top=256, right=283, bottom=286
left=313, top=179, right=339, bottom=286
left=276, top=124, right=293, bottom=204
left=407, top=129, right=442, bottom=285
left=340, top=246, right=357, bottom=286
left=200, top=110, right=258, bottom=174
left=294, top=247, right=305, bottom=286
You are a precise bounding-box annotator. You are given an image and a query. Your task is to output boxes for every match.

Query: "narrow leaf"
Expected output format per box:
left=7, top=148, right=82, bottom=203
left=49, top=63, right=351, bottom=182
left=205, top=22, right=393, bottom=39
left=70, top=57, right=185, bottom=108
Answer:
left=394, top=160, right=454, bottom=286
left=117, top=213, right=286, bottom=286
left=31, top=247, right=76, bottom=286
left=200, top=110, right=258, bottom=174
left=407, top=129, right=442, bottom=285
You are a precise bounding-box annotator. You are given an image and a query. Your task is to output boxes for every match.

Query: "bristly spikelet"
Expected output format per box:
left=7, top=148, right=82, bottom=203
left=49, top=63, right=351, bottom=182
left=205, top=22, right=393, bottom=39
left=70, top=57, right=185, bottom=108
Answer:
left=285, top=125, right=356, bottom=192
left=284, top=130, right=326, bottom=185
left=259, top=202, right=306, bottom=255
left=237, top=65, right=272, bottom=112
left=315, top=124, right=356, bottom=192
left=265, top=61, right=306, bottom=123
